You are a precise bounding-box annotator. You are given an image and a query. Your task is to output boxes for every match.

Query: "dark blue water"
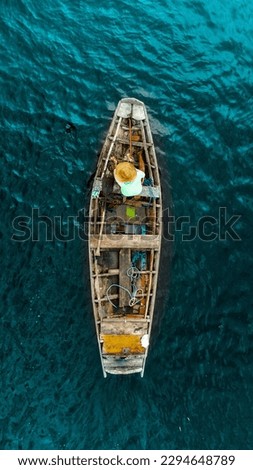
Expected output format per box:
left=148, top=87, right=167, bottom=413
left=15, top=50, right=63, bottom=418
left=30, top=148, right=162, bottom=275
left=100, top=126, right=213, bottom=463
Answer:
left=1, top=0, right=253, bottom=450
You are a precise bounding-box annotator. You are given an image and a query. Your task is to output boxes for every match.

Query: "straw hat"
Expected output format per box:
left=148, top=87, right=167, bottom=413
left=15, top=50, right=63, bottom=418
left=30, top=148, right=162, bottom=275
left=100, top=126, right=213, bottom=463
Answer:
left=114, top=162, right=137, bottom=183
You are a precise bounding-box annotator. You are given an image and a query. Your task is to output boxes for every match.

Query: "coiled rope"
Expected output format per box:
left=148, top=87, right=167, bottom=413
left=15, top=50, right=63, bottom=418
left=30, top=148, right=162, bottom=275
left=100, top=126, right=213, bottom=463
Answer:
left=106, top=266, right=143, bottom=309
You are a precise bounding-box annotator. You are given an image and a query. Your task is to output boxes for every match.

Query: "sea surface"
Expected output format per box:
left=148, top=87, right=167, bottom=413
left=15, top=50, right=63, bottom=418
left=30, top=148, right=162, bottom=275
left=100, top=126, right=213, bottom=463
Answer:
left=1, top=0, right=253, bottom=450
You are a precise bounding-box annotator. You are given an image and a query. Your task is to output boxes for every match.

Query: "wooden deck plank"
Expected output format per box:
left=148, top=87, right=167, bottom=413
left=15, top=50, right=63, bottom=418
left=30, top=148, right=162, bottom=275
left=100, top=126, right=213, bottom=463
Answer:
left=108, top=136, right=152, bottom=147
left=119, top=249, right=131, bottom=307
left=103, top=354, right=144, bottom=363
left=140, top=120, right=153, bottom=179
left=101, top=320, right=148, bottom=335
left=103, top=356, right=144, bottom=368
left=90, top=234, right=160, bottom=250
left=132, top=103, right=145, bottom=121
left=117, top=101, right=131, bottom=118
left=102, top=317, right=148, bottom=323
left=144, top=250, right=154, bottom=319
left=103, top=367, right=143, bottom=374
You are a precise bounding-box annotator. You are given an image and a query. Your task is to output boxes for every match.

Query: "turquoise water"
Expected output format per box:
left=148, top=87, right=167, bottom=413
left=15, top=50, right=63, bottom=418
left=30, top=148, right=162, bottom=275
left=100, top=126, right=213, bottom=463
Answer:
left=1, top=0, right=253, bottom=450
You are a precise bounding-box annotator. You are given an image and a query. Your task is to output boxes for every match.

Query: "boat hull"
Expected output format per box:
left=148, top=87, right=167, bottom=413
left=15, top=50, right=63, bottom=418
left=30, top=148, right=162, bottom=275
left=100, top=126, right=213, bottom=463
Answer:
left=88, top=98, right=162, bottom=377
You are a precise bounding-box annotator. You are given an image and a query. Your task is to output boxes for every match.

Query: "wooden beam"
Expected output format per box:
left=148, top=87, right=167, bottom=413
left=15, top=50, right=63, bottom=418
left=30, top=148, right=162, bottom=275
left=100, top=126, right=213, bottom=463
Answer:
left=90, top=234, right=160, bottom=250
left=140, top=120, right=153, bottom=179
left=144, top=250, right=154, bottom=319
left=95, top=203, right=106, bottom=257
left=103, top=367, right=143, bottom=374
left=101, top=320, right=148, bottom=335
left=92, top=269, right=119, bottom=278
left=103, top=317, right=149, bottom=323
left=101, top=117, right=122, bottom=179
left=119, top=249, right=131, bottom=307
left=94, top=294, right=118, bottom=302
left=108, top=136, right=152, bottom=147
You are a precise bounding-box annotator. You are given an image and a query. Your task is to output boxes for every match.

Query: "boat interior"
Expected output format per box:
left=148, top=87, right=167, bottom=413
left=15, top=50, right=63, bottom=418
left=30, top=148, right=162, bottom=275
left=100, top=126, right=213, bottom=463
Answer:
left=89, top=99, right=162, bottom=374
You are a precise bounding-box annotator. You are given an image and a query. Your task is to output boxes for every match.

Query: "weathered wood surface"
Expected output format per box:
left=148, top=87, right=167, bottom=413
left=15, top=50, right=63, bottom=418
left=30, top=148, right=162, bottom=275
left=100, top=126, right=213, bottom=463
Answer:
left=108, top=136, right=152, bottom=147
left=117, top=101, right=131, bottom=118
left=100, top=320, right=148, bottom=335
left=103, top=367, right=143, bottom=374
left=103, top=356, right=144, bottom=373
left=103, top=355, right=144, bottom=371
left=132, top=103, right=146, bottom=120
left=90, top=234, right=160, bottom=250
left=102, top=316, right=149, bottom=323
left=103, top=354, right=144, bottom=363
left=119, top=249, right=131, bottom=307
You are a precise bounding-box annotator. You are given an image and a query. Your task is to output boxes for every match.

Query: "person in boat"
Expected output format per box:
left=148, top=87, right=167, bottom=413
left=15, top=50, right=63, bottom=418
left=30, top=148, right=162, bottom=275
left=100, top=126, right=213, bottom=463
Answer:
left=114, top=162, right=145, bottom=197
left=112, top=150, right=145, bottom=197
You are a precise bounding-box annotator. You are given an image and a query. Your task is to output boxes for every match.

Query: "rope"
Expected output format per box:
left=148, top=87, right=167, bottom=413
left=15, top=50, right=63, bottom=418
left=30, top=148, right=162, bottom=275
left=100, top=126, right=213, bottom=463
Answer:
left=106, top=266, right=143, bottom=309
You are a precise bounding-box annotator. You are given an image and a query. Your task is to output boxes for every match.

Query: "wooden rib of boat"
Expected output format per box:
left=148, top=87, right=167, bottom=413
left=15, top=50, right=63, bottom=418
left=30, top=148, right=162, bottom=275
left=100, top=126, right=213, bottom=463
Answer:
left=88, top=97, right=162, bottom=377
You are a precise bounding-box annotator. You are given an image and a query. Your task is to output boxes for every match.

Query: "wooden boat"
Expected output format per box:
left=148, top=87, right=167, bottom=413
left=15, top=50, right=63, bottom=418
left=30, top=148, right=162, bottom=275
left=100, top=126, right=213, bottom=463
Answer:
left=88, top=97, right=162, bottom=377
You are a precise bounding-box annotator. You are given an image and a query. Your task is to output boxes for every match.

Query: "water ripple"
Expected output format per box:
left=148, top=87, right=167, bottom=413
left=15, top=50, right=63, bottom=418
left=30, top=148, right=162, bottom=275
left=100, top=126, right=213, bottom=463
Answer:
left=1, top=0, right=252, bottom=451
